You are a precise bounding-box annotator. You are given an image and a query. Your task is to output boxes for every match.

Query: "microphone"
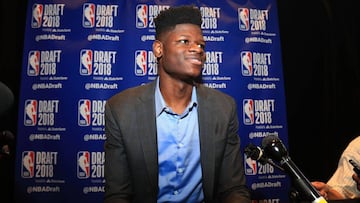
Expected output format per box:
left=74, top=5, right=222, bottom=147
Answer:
left=0, top=82, right=14, bottom=117
left=245, top=143, right=266, bottom=164
left=244, top=143, right=284, bottom=171
left=261, top=135, right=327, bottom=203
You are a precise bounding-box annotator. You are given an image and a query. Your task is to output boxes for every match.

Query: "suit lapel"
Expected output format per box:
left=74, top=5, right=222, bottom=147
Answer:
left=197, top=85, right=215, bottom=198
left=136, top=81, right=159, bottom=192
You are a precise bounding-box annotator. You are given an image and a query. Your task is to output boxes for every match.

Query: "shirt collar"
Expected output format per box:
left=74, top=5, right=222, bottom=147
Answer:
left=155, top=77, right=198, bottom=117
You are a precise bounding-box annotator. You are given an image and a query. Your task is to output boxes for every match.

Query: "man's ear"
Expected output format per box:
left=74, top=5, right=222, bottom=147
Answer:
left=152, top=40, right=163, bottom=58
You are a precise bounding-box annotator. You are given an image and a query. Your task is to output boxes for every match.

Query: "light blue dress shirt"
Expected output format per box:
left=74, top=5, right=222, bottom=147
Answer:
left=155, top=79, right=204, bottom=203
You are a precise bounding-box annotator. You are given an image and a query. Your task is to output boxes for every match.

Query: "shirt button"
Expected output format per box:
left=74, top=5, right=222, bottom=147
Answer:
left=173, top=190, right=179, bottom=195
left=177, top=168, right=184, bottom=173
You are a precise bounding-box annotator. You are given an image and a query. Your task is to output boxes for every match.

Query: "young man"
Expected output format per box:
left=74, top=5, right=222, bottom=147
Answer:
left=104, top=5, right=251, bottom=203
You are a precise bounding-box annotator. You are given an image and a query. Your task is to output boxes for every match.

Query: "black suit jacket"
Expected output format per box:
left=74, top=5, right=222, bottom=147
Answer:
left=104, top=80, right=251, bottom=203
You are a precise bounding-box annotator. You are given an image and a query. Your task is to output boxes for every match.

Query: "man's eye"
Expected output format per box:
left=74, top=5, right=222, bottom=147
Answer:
left=198, top=44, right=205, bottom=49
left=179, top=39, right=189, bottom=44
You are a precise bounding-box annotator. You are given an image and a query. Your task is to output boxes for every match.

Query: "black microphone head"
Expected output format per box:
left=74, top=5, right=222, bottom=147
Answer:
left=0, top=82, right=14, bottom=117
left=261, top=135, right=288, bottom=162
left=244, top=143, right=270, bottom=165
left=244, top=143, right=262, bottom=160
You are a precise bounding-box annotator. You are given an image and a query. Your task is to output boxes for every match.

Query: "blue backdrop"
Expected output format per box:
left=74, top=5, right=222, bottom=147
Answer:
left=15, top=0, right=290, bottom=202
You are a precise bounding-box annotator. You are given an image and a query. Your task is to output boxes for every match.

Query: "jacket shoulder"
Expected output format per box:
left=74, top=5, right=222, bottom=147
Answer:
left=197, top=84, right=235, bottom=104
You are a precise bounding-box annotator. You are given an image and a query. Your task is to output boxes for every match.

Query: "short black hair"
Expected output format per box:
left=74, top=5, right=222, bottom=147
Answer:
left=154, top=5, right=202, bottom=39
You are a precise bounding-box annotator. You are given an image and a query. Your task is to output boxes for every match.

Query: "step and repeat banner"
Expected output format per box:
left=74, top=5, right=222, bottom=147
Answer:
left=15, top=0, right=290, bottom=202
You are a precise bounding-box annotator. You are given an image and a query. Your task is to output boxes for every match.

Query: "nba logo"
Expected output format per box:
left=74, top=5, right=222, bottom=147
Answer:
left=77, top=151, right=90, bottom=178
left=24, top=100, right=37, bottom=126
left=27, top=50, right=40, bottom=76
left=135, top=50, right=147, bottom=76
left=238, top=8, right=249, bottom=31
left=31, top=4, right=43, bottom=28
left=241, top=51, right=253, bottom=76
left=22, top=151, right=35, bottom=178
left=244, top=155, right=257, bottom=175
left=136, top=4, right=148, bottom=28
left=243, top=99, right=254, bottom=125
left=80, top=49, right=93, bottom=75
left=78, top=99, right=91, bottom=126
left=82, top=3, right=95, bottom=28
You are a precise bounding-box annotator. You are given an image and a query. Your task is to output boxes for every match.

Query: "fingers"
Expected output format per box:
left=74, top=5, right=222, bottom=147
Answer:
left=353, top=174, right=360, bottom=191
left=311, top=181, right=329, bottom=200
left=312, top=181, right=326, bottom=190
